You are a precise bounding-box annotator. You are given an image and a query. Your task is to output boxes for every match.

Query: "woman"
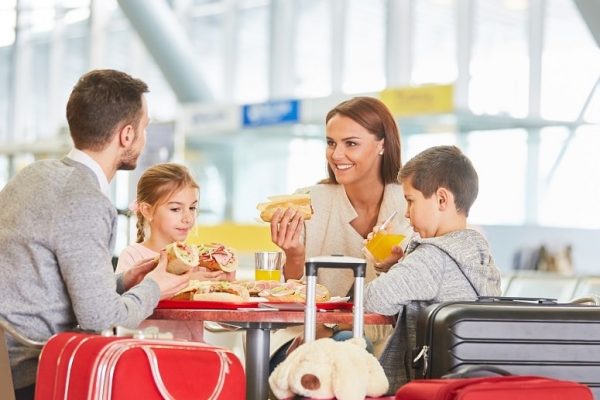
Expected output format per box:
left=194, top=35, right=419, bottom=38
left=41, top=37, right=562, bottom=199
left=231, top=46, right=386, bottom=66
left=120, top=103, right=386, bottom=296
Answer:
left=270, top=96, right=412, bottom=297
left=268, top=97, right=413, bottom=364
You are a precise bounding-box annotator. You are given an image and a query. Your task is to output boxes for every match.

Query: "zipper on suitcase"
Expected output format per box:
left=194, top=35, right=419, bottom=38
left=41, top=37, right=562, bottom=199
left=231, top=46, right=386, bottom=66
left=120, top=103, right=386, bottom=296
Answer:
left=412, top=345, right=429, bottom=377
left=414, top=301, right=464, bottom=378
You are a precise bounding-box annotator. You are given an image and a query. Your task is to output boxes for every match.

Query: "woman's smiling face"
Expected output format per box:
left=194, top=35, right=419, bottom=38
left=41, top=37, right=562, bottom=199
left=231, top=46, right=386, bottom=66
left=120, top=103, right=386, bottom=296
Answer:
left=325, top=114, right=384, bottom=186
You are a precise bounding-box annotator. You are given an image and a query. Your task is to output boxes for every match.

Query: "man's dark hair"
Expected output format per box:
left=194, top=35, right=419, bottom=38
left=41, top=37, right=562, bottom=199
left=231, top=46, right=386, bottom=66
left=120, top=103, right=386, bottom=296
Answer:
left=66, top=69, right=149, bottom=151
left=399, top=145, right=478, bottom=216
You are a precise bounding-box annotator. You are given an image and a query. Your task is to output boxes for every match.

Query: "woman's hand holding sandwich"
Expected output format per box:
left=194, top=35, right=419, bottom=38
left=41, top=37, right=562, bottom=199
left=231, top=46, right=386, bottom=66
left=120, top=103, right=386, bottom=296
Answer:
left=270, top=207, right=306, bottom=280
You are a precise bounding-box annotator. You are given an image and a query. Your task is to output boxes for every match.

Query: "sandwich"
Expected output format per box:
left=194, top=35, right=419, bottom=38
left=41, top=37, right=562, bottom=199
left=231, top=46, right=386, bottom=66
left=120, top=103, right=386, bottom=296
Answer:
left=171, top=280, right=250, bottom=302
left=197, top=243, right=238, bottom=272
left=259, top=280, right=330, bottom=303
left=236, top=280, right=283, bottom=297
left=257, top=193, right=313, bottom=223
left=164, top=242, right=200, bottom=275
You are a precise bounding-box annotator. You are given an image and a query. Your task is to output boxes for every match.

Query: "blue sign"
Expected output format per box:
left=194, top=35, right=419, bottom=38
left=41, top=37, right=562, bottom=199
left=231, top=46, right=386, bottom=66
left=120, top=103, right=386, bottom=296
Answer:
left=242, top=99, right=300, bottom=127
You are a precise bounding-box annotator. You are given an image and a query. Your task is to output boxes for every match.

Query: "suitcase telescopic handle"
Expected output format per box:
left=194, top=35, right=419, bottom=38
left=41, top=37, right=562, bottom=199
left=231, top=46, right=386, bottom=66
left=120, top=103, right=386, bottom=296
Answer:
left=478, top=296, right=557, bottom=304
left=304, top=256, right=366, bottom=342
left=442, top=365, right=512, bottom=379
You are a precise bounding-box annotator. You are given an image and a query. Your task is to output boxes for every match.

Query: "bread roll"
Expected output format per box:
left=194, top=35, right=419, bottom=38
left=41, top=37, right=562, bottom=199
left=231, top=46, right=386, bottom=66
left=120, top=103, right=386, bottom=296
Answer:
left=257, top=194, right=313, bottom=222
left=165, top=242, right=200, bottom=275
left=193, top=292, right=245, bottom=302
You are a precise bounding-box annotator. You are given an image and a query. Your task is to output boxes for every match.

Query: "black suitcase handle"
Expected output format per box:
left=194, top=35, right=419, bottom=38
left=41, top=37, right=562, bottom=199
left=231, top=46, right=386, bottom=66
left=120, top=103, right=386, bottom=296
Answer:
left=304, top=256, right=366, bottom=342
left=478, top=296, right=557, bottom=304
left=443, top=365, right=512, bottom=379
left=305, top=255, right=366, bottom=277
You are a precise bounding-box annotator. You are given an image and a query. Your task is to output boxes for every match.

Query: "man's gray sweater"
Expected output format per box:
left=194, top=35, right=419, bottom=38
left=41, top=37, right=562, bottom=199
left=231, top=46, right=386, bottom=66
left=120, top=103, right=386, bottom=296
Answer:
left=364, top=229, right=502, bottom=393
left=0, top=158, right=160, bottom=389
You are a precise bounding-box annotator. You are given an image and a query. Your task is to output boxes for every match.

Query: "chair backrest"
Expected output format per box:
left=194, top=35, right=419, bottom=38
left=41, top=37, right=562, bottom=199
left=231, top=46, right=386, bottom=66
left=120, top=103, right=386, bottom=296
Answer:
left=0, top=320, right=45, bottom=400
left=500, top=273, right=514, bottom=295
left=503, top=273, right=579, bottom=302
left=572, top=276, right=600, bottom=298
left=0, top=323, right=16, bottom=400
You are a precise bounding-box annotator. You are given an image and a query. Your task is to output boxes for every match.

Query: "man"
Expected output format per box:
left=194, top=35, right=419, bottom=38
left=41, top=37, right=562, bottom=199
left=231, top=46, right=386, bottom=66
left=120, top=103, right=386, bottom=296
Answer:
left=0, top=69, right=190, bottom=399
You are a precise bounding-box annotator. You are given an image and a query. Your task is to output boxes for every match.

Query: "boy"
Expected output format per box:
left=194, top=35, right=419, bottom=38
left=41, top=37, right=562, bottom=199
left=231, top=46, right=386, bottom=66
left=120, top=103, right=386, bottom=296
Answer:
left=364, top=145, right=502, bottom=392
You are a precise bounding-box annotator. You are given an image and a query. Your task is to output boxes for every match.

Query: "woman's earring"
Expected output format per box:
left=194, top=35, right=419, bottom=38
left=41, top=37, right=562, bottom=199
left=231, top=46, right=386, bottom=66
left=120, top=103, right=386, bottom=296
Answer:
left=378, top=150, right=384, bottom=156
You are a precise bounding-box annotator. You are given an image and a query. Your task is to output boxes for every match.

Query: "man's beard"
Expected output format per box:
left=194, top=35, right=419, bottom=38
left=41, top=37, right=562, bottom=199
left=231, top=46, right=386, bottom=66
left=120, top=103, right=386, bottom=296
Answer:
left=118, top=147, right=140, bottom=171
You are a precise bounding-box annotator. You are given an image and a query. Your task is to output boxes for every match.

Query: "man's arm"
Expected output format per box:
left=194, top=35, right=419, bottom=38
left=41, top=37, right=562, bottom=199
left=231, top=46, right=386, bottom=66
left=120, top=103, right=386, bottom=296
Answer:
left=54, top=194, right=160, bottom=331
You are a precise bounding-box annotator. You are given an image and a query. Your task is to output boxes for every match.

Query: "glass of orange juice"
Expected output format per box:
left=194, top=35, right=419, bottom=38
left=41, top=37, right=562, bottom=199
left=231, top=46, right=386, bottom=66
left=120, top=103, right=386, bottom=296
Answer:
left=255, top=251, right=283, bottom=281
left=363, top=232, right=405, bottom=263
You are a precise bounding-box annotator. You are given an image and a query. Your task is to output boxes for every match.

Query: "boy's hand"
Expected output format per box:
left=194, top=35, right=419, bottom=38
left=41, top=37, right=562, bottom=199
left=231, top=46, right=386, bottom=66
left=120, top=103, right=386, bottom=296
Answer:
left=374, top=245, right=404, bottom=275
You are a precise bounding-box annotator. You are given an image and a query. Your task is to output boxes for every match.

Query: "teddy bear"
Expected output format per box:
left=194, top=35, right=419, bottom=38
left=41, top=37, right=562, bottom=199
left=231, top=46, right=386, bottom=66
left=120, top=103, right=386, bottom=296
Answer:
left=269, top=336, right=389, bottom=400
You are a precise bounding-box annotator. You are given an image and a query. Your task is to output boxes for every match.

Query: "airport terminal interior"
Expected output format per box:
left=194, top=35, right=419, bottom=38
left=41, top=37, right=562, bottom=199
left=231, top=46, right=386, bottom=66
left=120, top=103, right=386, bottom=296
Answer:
left=1, top=0, right=600, bottom=398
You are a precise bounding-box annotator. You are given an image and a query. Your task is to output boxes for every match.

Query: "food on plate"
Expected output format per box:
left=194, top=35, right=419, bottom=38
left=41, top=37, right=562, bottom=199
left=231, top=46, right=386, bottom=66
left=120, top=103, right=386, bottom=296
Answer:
left=236, top=280, right=282, bottom=297
left=197, top=243, right=238, bottom=272
left=164, top=242, right=200, bottom=275
left=257, top=193, right=313, bottom=222
left=259, top=279, right=331, bottom=303
left=170, top=280, right=250, bottom=302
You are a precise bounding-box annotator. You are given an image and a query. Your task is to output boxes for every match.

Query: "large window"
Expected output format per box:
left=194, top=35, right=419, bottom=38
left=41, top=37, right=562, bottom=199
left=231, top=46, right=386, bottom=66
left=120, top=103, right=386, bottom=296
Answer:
left=412, top=0, right=457, bottom=85
left=541, top=0, right=600, bottom=121
left=294, top=0, right=331, bottom=97
left=342, top=0, right=385, bottom=93
left=234, top=0, right=269, bottom=102
left=1, top=0, right=600, bottom=233
left=538, top=126, right=600, bottom=228
left=469, top=0, right=529, bottom=117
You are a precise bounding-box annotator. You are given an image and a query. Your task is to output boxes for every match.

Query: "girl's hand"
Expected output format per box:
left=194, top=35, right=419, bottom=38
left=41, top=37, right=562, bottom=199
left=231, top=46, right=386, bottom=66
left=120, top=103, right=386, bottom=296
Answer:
left=222, top=270, right=236, bottom=282
left=190, top=267, right=226, bottom=281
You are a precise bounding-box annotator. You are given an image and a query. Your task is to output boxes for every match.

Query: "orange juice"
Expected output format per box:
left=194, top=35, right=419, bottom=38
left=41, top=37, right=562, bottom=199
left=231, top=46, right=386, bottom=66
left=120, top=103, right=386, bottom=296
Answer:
left=363, top=232, right=405, bottom=262
left=255, top=269, right=282, bottom=281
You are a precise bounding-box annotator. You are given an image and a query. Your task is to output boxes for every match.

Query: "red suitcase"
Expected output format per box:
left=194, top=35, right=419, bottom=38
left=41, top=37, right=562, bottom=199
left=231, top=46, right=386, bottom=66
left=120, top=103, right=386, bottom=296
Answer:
left=395, top=375, right=593, bottom=400
left=35, top=331, right=245, bottom=399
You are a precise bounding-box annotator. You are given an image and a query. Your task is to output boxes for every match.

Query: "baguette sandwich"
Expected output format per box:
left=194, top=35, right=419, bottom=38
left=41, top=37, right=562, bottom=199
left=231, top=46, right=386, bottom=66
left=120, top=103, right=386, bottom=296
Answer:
left=164, top=242, right=200, bottom=275
left=171, top=280, right=250, bottom=302
left=197, top=243, right=238, bottom=272
left=257, top=193, right=313, bottom=222
left=259, top=279, right=330, bottom=303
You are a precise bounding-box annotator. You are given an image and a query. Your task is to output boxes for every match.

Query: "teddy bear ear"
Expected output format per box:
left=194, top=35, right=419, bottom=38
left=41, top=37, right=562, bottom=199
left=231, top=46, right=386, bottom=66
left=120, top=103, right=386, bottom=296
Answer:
left=269, top=362, right=294, bottom=400
left=269, top=346, right=307, bottom=400
left=331, top=354, right=368, bottom=400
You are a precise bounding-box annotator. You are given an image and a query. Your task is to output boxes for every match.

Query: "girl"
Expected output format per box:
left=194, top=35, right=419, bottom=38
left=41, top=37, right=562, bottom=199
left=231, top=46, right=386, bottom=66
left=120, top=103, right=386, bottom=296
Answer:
left=116, top=163, right=231, bottom=341
left=117, top=163, right=232, bottom=281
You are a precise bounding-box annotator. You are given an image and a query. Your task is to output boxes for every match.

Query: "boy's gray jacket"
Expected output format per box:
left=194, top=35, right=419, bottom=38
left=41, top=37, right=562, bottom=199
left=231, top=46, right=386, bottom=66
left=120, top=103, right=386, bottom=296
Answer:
left=364, top=229, right=502, bottom=393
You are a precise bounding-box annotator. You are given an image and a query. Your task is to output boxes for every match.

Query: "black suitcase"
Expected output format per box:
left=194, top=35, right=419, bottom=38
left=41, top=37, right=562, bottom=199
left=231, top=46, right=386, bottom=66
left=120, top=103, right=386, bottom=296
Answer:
left=412, top=296, right=600, bottom=397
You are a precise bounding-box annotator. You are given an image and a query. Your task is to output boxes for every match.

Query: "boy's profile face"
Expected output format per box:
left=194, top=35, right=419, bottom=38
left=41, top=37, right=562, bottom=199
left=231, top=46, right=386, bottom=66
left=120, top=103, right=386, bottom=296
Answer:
left=402, top=179, right=441, bottom=239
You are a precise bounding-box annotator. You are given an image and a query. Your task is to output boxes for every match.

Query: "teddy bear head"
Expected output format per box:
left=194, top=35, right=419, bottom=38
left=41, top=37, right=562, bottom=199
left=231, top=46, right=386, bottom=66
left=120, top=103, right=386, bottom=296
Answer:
left=269, top=337, right=389, bottom=400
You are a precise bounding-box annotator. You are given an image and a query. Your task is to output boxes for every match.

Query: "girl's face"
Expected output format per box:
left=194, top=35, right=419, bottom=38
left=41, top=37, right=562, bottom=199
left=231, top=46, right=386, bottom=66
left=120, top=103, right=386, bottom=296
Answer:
left=150, top=185, right=199, bottom=245
left=325, top=114, right=384, bottom=187
left=402, top=179, right=440, bottom=239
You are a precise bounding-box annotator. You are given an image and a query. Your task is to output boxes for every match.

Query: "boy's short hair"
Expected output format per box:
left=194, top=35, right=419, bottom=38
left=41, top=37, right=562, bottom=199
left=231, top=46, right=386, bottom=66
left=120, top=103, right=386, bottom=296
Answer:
left=399, top=145, right=478, bottom=216
left=66, top=69, right=149, bottom=151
